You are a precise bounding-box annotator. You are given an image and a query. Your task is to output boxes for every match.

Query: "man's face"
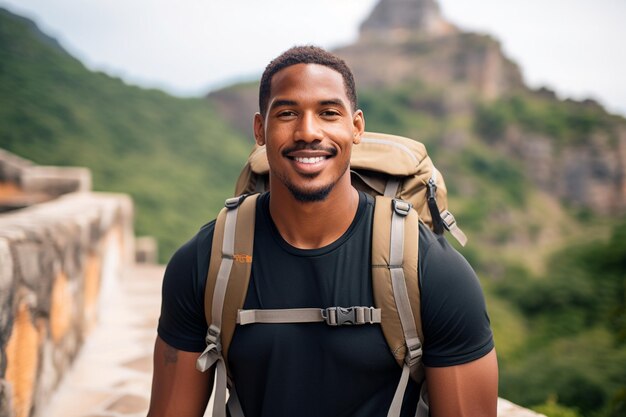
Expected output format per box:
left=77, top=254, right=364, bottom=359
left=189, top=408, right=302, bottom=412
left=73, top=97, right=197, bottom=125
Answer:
left=254, top=63, right=364, bottom=202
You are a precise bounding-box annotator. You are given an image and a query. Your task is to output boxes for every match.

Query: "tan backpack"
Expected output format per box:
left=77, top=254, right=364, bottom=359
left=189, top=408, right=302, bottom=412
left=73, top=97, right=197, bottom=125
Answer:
left=196, top=132, right=466, bottom=417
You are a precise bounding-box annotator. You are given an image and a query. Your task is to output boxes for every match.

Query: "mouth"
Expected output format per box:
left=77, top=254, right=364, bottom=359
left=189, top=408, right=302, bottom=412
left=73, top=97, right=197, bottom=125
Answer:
left=283, top=144, right=337, bottom=160
left=291, top=156, right=328, bottom=164
left=283, top=146, right=337, bottom=174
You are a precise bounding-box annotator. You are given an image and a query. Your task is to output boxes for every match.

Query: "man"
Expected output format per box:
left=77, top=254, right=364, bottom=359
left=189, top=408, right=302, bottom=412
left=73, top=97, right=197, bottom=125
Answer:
left=148, top=46, right=498, bottom=417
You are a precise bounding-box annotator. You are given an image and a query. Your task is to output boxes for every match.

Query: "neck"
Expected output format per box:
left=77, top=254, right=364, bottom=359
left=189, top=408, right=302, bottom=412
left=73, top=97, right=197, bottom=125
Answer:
left=268, top=178, right=360, bottom=249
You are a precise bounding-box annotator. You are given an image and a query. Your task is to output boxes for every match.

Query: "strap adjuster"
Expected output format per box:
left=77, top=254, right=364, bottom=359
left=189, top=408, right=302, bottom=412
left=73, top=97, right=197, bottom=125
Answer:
left=405, top=337, right=423, bottom=366
left=225, top=194, right=248, bottom=209
left=392, top=199, right=412, bottom=217
left=206, top=324, right=220, bottom=344
left=440, top=210, right=456, bottom=230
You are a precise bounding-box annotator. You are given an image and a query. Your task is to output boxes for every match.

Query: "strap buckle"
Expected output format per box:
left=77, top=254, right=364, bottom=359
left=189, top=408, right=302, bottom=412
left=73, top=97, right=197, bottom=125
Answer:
left=321, top=306, right=380, bottom=326
left=322, top=307, right=356, bottom=326
left=392, top=199, right=412, bottom=217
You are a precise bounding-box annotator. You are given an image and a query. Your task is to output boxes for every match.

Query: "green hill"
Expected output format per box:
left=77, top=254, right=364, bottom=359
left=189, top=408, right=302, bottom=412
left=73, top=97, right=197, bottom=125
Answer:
left=0, top=7, right=252, bottom=260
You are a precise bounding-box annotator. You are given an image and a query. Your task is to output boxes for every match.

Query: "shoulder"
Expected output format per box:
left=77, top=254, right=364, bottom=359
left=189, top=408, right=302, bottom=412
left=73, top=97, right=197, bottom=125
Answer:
left=417, top=223, right=494, bottom=367
left=165, top=220, right=215, bottom=281
left=417, top=222, right=475, bottom=283
left=157, top=221, right=215, bottom=352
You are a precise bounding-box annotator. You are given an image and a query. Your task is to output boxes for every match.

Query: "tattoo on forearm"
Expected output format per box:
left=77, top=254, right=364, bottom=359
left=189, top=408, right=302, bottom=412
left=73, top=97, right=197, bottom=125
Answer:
left=164, top=346, right=178, bottom=364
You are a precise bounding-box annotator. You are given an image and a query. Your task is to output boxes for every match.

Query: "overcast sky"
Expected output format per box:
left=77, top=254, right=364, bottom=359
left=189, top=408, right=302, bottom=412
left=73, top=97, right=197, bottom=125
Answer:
left=2, top=0, right=625, bottom=116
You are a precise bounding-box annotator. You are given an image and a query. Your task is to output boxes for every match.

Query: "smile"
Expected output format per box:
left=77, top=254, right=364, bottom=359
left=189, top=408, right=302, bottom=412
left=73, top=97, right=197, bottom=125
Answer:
left=293, top=156, right=327, bottom=164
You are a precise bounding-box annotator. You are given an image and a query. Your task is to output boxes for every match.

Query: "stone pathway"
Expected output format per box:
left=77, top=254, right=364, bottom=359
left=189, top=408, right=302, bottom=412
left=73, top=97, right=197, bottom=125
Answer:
left=45, top=264, right=541, bottom=417
left=46, top=264, right=216, bottom=417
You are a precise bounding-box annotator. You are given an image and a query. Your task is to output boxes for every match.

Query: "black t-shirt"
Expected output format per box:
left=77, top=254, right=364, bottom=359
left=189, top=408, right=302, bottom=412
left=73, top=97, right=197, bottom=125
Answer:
left=158, top=192, right=494, bottom=417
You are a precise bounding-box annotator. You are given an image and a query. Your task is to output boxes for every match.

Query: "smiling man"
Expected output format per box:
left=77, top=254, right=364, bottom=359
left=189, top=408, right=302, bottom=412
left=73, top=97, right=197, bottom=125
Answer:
left=147, top=46, right=497, bottom=417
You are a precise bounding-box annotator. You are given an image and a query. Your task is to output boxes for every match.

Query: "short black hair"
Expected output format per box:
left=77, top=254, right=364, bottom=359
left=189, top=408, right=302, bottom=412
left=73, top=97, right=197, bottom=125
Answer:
left=258, top=45, right=357, bottom=116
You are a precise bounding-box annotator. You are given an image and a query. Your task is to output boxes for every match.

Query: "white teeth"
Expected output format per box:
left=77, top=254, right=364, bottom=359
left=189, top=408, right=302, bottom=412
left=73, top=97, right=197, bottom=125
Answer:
left=294, top=156, right=325, bottom=164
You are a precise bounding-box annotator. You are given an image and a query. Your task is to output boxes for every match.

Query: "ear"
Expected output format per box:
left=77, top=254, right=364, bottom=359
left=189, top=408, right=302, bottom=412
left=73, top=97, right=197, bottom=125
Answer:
left=352, top=109, right=365, bottom=145
left=253, top=112, right=265, bottom=146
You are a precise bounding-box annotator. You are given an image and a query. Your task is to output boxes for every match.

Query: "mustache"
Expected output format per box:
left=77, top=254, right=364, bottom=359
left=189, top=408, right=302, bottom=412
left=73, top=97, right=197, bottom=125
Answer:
left=281, top=143, right=337, bottom=156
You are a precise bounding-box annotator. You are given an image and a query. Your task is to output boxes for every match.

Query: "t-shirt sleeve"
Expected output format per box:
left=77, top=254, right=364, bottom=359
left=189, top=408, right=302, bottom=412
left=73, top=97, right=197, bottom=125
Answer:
left=419, top=227, right=494, bottom=367
left=157, top=221, right=214, bottom=352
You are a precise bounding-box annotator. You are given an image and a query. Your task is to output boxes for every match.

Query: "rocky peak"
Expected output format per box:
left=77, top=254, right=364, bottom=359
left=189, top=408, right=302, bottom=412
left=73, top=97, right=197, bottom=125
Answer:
left=360, top=0, right=456, bottom=39
left=338, top=0, right=523, bottom=99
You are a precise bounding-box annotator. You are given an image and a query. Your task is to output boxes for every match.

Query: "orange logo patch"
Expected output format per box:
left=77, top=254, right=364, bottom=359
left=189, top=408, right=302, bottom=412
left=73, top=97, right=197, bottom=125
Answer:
left=233, top=254, right=252, bottom=263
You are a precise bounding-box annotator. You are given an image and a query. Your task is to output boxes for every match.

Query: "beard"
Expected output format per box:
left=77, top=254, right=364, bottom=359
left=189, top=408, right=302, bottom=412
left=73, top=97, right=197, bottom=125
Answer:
left=275, top=157, right=350, bottom=203
left=272, top=143, right=350, bottom=202
left=285, top=179, right=336, bottom=202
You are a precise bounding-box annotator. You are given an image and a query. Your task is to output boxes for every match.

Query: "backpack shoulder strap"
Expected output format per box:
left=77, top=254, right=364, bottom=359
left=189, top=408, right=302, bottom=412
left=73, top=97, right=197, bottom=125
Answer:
left=371, top=196, right=424, bottom=378
left=205, top=193, right=258, bottom=364
left=196, top=193, right=258, bottom=417
left=372, top=196, right=426, bottom=416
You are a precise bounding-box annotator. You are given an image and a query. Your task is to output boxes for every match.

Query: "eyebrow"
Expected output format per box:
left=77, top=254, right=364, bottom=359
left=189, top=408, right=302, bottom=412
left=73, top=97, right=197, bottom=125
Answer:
left=269, top=98, right=348, bottom=110
left=269, top=99, right=298, bottom=110
left=320, top=98, right=348, bottom=108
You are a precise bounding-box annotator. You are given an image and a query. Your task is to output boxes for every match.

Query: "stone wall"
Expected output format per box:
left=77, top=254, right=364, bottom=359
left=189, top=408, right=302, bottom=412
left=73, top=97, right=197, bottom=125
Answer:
left=0, top=190, right=134, bottom=417
left=0, top=149, right=91, bottom=212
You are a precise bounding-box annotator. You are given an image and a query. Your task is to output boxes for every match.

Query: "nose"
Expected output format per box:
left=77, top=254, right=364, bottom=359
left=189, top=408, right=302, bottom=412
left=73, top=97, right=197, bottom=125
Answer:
left=294, top=112, right=323, bottom=143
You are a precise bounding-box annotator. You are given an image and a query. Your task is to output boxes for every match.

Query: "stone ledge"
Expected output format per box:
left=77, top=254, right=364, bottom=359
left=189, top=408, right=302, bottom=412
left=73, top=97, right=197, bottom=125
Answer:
left=21, top=166, right=91, bottom=195
left=498, top=398, right=545, bottom=417
left=0, top=191, right=134, bottom=417
left=0, top=149, right=91, bottom=212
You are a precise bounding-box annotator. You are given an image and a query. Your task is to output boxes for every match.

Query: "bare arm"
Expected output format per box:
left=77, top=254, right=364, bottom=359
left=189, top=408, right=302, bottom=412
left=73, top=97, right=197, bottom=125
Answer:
left=425, top=348, right=498, bottom=417
left=147, top=336, right=214, bottom=417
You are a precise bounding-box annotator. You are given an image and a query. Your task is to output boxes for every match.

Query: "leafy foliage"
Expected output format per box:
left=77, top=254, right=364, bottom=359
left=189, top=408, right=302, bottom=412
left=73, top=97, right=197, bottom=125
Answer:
left=474, top=93, right=620, bottom=146
left=533, top=396, right=584, bottom=417
left=494, top=221, right=626, bottom=416
left=0, top=8, right=252, bottom=261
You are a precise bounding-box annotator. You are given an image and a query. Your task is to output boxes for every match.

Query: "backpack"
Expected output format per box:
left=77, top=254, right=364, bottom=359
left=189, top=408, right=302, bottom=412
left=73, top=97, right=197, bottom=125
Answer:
left=196, top=132, right=467, bottom=417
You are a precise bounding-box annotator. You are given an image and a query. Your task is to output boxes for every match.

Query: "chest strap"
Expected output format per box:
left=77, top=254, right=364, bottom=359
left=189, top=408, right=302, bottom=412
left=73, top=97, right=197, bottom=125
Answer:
left=237, top=306, right=382, bottom=326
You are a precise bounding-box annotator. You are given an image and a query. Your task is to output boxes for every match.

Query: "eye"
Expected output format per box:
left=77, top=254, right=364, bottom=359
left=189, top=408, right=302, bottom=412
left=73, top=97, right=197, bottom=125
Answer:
left=320, top=109, right=341, bottom=119
left=276, top=110, right=297, bottom=119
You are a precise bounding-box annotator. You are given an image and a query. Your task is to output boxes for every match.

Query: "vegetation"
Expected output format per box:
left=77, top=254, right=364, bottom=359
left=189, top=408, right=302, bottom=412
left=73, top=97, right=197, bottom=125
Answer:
left=494, top=221, right=626, bottom=416
left=474, top=93, right=621, bottom=146
left=359, top=81, right=447, bottom=148
left=0, top=8, right=252, bottom=261
left=1, top=8, right=625, bottom=416
left=358, top=80, right=626, bottom=417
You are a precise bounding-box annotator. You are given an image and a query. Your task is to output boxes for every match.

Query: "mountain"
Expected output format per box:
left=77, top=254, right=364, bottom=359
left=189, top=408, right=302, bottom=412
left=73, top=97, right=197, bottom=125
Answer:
left=0, top=7, right=252, bottom=260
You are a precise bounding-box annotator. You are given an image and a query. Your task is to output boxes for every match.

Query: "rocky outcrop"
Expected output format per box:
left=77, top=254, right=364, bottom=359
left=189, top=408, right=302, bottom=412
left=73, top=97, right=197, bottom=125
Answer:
left=494, top=117, right=626, bottom=215
left=336, top=0, right=524, bottom=99
left=208, top=84, right=258, bottom=139
left=336, top=32, right=524, bottom=100
left=360, top=0, right=457, bottom=39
